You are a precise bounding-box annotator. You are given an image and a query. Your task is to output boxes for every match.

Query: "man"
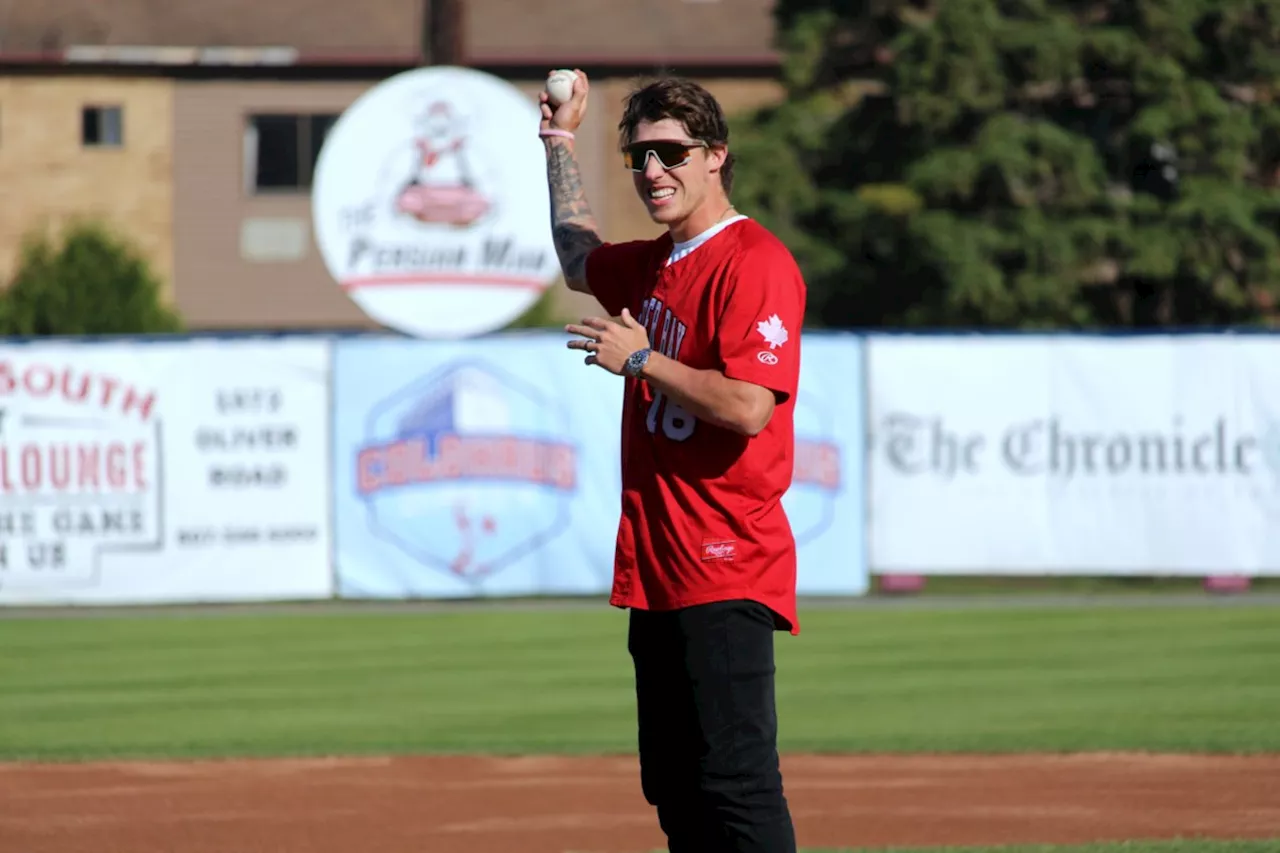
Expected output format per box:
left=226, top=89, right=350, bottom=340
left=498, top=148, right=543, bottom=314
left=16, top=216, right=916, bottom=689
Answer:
left=539, top=70, right=805, bottom=853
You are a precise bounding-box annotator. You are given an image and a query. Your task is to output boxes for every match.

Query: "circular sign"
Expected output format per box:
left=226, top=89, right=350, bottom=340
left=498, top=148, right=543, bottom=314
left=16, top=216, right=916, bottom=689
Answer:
left=312, top=66, right=558, bottom=339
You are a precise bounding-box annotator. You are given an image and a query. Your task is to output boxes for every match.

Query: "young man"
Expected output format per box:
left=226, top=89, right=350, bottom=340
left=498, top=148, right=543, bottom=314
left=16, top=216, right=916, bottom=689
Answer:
left=539, top=71, right=805, bottom=853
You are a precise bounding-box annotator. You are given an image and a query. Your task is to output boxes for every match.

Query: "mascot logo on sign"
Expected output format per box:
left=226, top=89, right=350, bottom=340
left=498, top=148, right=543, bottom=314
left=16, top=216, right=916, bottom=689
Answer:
left=784, top=396, right=843, bottom=547
left=311, top=65, right=559, bottom=340
left=393, top=100, right=492, bottom=228
left=353, top=361, right=577, bottom=584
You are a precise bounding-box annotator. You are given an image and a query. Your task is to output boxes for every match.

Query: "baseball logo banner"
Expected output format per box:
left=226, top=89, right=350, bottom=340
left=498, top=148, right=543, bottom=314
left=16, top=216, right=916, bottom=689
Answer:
left=0, top=338, right=333, bottom=605
left=333, top=336, right=619, bottom=598
left=331, top=334, right=868, bottom=599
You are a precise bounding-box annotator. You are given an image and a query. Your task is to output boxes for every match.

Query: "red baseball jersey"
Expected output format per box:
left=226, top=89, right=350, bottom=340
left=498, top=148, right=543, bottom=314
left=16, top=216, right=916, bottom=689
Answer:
left=585, top=217, right=807, bottom=634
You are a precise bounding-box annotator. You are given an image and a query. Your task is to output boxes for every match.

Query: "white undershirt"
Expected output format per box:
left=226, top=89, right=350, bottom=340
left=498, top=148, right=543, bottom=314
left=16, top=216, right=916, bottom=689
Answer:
left=666, top=215, right=749, bottom=266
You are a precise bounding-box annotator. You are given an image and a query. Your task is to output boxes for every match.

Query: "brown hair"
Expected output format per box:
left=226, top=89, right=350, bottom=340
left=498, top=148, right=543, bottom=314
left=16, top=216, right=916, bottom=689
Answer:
left=618, top=77, right=735, bottom=196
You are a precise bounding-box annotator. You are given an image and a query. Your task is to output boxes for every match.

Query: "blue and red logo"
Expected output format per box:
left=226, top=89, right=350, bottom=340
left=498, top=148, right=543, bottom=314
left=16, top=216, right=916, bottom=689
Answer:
left=354, top=360, right=577, bottom=583
left=786, top=395, right=843, bottom=546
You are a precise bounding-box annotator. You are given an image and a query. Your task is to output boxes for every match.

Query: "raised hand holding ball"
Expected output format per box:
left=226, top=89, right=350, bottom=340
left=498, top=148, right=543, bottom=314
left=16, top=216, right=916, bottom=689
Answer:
left=539, top=68, right=589, bottom=134
left=545, top=69, right=578, bottom=107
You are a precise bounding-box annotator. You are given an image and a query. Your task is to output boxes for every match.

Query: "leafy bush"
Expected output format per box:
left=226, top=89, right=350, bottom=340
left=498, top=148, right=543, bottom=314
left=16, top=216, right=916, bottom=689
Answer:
left=0, top=220, right=183, bottom=336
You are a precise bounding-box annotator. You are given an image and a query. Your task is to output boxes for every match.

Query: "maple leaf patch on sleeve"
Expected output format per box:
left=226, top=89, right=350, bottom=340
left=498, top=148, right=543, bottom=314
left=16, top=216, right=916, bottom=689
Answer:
left=755, top=314, right=789, bottom=349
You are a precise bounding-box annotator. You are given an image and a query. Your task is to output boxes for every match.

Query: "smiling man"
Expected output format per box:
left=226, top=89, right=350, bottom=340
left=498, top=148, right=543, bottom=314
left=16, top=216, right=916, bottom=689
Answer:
left=539, top=71, right=806, bottom=853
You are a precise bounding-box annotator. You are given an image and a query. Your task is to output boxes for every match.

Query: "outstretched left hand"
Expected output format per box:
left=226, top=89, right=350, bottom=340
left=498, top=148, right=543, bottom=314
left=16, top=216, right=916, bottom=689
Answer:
left=565, top=308, right=651, bottom=375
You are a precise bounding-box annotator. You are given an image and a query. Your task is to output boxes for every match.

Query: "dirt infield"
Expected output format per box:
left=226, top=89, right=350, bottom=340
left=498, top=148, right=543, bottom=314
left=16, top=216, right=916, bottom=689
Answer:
left=2, top=753, right=1279, bottom=853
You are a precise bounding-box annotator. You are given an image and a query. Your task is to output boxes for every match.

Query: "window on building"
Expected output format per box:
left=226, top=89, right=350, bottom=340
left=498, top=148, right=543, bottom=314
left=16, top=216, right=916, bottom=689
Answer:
left=245, top=113, right=338, bottom=193
left=82, top=105, right=124, bottom=147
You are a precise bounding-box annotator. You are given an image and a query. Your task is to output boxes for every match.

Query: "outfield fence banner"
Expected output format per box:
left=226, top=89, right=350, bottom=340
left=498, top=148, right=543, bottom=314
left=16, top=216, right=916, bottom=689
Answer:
left=331, top=334, right=868, bottom=600
left=0, top=338, right=334, bottom=605
left=866, top=334, right=1280, bottom=576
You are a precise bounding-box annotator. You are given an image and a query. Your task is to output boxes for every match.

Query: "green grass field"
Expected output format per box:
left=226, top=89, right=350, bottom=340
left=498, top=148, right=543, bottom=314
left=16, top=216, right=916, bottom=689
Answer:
left=1, top=601, right=1276, bottom=761
left=893, top=575, right=1280, bottom=596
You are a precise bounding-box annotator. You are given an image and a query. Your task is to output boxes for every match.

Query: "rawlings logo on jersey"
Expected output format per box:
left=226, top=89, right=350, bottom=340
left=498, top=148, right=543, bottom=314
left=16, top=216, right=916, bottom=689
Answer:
left=701, top=539, right=737, bottom=561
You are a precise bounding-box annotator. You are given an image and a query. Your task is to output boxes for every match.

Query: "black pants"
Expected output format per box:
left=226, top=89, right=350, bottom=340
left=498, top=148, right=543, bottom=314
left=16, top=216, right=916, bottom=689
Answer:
left=627, top=599, right=797, bottom=853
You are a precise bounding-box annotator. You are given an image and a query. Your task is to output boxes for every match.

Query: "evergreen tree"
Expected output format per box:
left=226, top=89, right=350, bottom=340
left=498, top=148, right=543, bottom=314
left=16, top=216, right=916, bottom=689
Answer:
left=731, top=0, right=1280, bottom=328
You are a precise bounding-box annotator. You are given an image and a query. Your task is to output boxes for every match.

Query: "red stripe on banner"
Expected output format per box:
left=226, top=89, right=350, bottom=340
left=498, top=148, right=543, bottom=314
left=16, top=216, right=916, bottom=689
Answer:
left=341, top=275, right=547, bottom=291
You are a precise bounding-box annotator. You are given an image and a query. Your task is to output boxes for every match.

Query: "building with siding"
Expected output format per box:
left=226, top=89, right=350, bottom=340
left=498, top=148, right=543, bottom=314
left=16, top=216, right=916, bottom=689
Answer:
left=0, top=0, right=784, bottom=331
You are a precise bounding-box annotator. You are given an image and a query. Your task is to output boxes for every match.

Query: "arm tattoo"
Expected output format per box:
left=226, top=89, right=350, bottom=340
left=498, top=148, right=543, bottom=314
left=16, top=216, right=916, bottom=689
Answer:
left=545, top=140, right=603, bottom=285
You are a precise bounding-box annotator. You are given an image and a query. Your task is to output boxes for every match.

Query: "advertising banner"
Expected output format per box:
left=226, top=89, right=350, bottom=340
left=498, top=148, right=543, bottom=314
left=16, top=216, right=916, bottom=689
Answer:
left=0, top=338, right=333, bottom=605
left=867, top=334, right=1280, bottom=575
left=312, top=66, right=560, bottom=339
left=331, top=334, right=867, bottom=600
left=790, top=334, right=867, bottom=595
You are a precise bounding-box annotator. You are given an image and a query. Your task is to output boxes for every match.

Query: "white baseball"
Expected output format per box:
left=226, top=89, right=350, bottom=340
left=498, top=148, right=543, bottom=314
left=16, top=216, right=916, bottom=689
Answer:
left=545, top=69, right=578, bottom=107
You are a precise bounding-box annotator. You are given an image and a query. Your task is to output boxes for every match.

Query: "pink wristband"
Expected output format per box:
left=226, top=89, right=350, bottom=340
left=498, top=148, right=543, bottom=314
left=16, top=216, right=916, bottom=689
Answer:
left=539, top=128, right=574, bottom=140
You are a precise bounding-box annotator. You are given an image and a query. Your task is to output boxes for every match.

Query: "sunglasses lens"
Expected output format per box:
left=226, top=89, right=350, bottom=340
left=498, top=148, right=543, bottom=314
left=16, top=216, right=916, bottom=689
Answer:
left=624, top=142, right=696, bottom=171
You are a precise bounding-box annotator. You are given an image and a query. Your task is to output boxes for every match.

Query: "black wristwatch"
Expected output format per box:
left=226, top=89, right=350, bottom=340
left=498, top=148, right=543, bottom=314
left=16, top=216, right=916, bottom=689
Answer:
left=624, top=348, right=651, bottom=378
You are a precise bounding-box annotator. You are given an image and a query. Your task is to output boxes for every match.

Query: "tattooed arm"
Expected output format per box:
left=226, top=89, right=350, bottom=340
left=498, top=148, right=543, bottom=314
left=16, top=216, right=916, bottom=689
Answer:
left=544, top=137, right=603, bottom=294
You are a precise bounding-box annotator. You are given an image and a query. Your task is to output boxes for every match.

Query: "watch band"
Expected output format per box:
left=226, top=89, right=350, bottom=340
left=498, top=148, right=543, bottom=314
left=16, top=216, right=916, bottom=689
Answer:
left=624, top=348, right=651, bottom=378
